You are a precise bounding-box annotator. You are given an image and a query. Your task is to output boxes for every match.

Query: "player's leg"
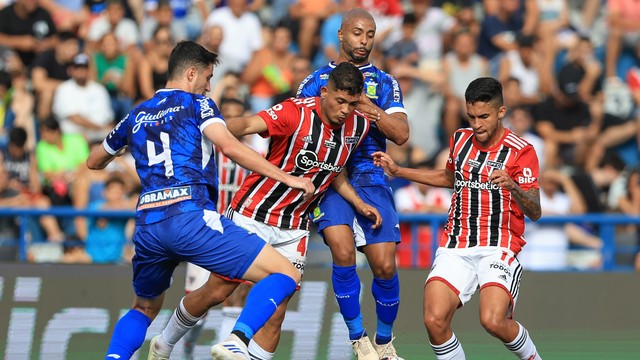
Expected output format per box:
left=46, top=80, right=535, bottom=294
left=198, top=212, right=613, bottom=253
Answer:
left=215, top=283, right=251, bottom=343
left=356, top=185, right=403, bottom=357
left=477, top=250, right=541, bottom=359
left=182, top=263, right=213, bottom=358
left=424, top=248, right=477, bottom=360
left=106, top=221, right=179, bottom=360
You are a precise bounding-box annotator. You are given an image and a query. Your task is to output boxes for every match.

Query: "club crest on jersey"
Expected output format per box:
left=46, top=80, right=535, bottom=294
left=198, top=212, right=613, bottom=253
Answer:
left=295, top=149, right=343, bottom=172
left=137, top=186, right=192, bottom=210
left=311, top=206, right=324, bottom=221
left=487, top=160, right=504, bottom=170
left=323, top=140, right=336, bottom=149
left=365, top=79, right=378, bottom=99
left=467, top=159, right=481, bottom=168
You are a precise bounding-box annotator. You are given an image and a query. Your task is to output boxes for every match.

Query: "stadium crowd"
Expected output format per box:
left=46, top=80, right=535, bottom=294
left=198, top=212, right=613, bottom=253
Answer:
left=0, top=0, right=638, bottom=270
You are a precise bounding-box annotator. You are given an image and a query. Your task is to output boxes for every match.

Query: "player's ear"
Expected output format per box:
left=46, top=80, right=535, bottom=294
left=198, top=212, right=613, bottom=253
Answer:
left=320, top=86, right=328, bottom=99
left=186, top=66, right=196, bottom=82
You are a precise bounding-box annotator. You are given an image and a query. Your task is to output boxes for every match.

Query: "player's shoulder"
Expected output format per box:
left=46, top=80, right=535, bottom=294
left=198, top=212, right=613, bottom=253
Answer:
left=502, top=129, right=534, bottom=152
left=362, top=63, right=395, bottom=81
left=288, top=96, right=319, bottom=110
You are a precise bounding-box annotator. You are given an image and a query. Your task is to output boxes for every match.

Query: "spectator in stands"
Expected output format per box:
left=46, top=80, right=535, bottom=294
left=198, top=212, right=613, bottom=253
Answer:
left=615, top=169, right=640, bottom=270
left=73, top=140, right=137, bottom=240
left=144, top=0, right=207, bottom=41
left=287, top=0, right=338, bottom=59
left=86, top=0, right=140, bottom=53
left=274, top=54, right=311, bottom=104
left=394, top=159, right=451, bottom=268
left=385, top=12, right=420, bottom=70
left=140, top=0, right=186, bottom=50
left=39, top=0, right=87, bottom=32
left=2, top=65, right=37, bottom=151
left=442, top=28, right=489, bottom=139
left=505, top=106, right=545, bottom=169
left=477, top=0, right=526, bottom=75
left=36, top=117, right=89, bottom=211
left=137, top=26, right=173, bottom=101
left=205, top=0, right=264, bottom=71
left=0, top=0, right=57, bottom=70
left=605, top=0, right=640, bottom=80
left=31, top=31, right=79, bottom=121
left=241, top=26, right=295, bottom=113
left=520, top=168, right=602, bottom=270
left=359, top=0, right=404, bottom=53
left=0, top=70, right=10, bottom=145
left=85, top=175, right=134, bottom=263
left=411, top=0, right=456, bottom=63
left=52, top=53, right=114, bottom=142
left=0, top=127, right=65, bottom=242
left=534, top=61, right=596, bottom=168
left=444, top=1, right=480, bottom=45
left=200, top=25, right=241, bottom=93
left=498, top=34, right=546, bottom=106
left=91, top=32, right=135, bottom=122
left=313, top=0, right=357, bottom=69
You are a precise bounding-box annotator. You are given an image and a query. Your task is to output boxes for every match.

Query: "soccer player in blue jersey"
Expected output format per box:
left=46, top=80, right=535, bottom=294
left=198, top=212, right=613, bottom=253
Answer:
left=297, top=8, right=409, bottom=360
left=86, top=40, right=314, bottom=360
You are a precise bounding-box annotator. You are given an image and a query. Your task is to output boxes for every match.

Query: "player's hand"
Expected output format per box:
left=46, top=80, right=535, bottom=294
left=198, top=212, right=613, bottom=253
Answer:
left=287, top=176, right=315, bottom=200
left=371, top=151, right=398, bottom=176
left=488, top=169, right=516, bottom=191
left=357, top=92, right=381, bottom=123
left=355, top=202, right=382, bottom=229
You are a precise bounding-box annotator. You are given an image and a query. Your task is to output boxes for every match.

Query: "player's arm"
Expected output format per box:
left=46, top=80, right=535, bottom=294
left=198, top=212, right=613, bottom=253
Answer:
left=490, top=170, right=541, bottom=221
left=225, top=114, right=268, bottom=138
left=204, top=122, right=314, bottom=199
left=86, top=144, right=123, bottom=170
left=330, top=171, right=381, bottom=229
left=357, top=93, right=409, bottom=145
left=372, top=151, right=454, bottom=188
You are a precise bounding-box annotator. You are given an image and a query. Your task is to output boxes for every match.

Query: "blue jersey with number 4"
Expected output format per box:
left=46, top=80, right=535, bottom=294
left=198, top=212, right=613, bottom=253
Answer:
left=297, top=62, right=406, bottom=187
left=103, top=89, right=223, bottom=225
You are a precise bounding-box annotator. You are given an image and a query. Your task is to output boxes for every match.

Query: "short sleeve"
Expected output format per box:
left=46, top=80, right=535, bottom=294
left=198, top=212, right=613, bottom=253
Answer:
left=256, top=99, right=301, bottom=138
left=297, top=72, right=321, bottom=98
left=195, top=96, right=224, bottom=133
left=378, top=73, right=405, bottom=115
left=511, top=145, right=539, bottom=191
left=103, top=114, right=130, bottom=155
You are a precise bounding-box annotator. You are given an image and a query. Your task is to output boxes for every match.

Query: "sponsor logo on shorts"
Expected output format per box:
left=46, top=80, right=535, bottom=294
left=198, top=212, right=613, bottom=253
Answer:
left=292, top=260, right=306, bottom=272
left=490, top=261, right=512, bottom=277
left=498, top=274, right=507, bottom=282
left=137, top=186, right=192, bottom=210
left=311, top=206, right=324, bottom=221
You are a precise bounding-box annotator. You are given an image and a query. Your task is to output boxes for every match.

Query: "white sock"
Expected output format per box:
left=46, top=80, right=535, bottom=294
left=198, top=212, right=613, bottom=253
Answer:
left=504, top=323, right=541, bottom=360
left=430, top=333, right=466, bottom=360
left=248, top=339, right=275, bottom=360
left=216, top=306, right=243, bottom=343
left=160, top=297, right=203, bottom=352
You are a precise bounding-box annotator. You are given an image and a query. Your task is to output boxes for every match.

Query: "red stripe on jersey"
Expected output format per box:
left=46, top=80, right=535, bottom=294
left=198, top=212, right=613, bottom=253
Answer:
left=215, top=148, right=248, bottom=213
left=440, top=128, right=539, bottom=254
left=231, top=97, right=369, bottom=230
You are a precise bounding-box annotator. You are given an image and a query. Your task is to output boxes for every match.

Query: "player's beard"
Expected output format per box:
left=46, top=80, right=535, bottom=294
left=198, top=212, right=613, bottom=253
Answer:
left=345, top=44, right=370, bottom=64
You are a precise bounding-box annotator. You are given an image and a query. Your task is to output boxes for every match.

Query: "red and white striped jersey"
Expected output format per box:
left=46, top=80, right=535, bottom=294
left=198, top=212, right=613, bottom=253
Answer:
left=215, top=147, right=248, bottom=214
left=231, top=97, right=370, bottom=230
left=441, top=128, right=539, bottom=255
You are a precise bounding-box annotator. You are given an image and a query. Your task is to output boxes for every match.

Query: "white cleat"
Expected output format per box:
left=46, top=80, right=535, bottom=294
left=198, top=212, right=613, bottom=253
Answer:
left=210, top=334, right=250, bottom=359
left=373, top=335, right=405, bottom=360
left=352, top=334, right=379, bottom=360
left=147, top=335, right=169, bottom=360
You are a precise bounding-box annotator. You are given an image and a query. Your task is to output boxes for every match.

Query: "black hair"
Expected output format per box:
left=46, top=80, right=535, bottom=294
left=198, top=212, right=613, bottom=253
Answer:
left=464, top=77, right=504, bottom=107
left=0, top=70, right=10, bottom=89
left=327, top=62, right=364, bottom=96
left=58, top=31, right=77, bottom=42
left=516, top=33, right=536, bottom=48
left=8, top=127, right=27, bottom=147
left=105, top=175, right=126, bottom=188
left=153, top=25, right=172, bottom=40
left=41, top=117, right=61, bottom=131
left=167, top=41, right=219, bottom=80
left=219, top=97, right=246, bottom=110
left=403, top=12, right=417, bottom=26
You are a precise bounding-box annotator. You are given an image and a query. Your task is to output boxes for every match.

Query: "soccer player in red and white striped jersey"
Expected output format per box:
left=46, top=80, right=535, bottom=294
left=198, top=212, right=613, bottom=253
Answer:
left=373, top=77, right=543, bottom=360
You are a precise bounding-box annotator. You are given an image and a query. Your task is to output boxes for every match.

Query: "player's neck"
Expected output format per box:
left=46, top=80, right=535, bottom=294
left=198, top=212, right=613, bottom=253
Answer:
left=165, top=80, right=191, bottom=93
left=336, top=56, right=368, bottom=68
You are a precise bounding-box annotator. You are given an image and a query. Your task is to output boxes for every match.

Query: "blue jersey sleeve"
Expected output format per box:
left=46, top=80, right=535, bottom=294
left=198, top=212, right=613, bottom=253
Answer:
left=297, top=72, right=322, bottom=98
left=378, top=73, right=405, bottom=114
left=194, top=96, right=224, bottom=133
left=103, top=114, right=131, bottom=155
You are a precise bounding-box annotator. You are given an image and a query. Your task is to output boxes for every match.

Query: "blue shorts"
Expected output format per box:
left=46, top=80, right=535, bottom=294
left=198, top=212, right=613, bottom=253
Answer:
left=311, top=185, right=400, bottom=249
left=132, top=209, right=265, bottom=299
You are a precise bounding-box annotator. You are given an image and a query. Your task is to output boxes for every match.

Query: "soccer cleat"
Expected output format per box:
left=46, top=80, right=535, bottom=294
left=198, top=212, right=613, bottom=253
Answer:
left=351, top=335, right=379, bottom=360
left=147, top=335, right=170, bottom=360
left=373, top=335, right=405, bottom=360
left=210, top=334, right=250, bottom=359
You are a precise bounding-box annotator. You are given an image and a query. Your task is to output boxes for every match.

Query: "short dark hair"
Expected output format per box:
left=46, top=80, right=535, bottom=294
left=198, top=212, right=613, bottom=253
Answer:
left=327, top=62, right=364, bottom=96
left=41, top=117, right=61, bottom=131
left=105, top=175, right=126, bottom=188
left=219, top=97, right=246, bottom=110
left=465, top=77, right=504, bottom=107
left=8, top=127, right=27, bottom=147
left=167, top=41, right=219, bottom=80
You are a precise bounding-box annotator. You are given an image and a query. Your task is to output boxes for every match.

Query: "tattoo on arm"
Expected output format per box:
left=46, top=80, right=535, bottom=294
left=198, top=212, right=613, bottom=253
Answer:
left=511, top=186, right=541, bottom=221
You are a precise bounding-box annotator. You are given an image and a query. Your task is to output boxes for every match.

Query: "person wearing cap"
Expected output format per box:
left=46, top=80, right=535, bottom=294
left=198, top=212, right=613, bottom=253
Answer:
left=51, top=53, right=114, bottom=143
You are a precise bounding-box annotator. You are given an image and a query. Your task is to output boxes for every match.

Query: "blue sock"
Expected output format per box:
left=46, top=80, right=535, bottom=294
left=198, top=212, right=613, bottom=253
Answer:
left=233, top=273, right=297, bottom=339
left=332, top=264, right=365, bottom=341
left=372, top=274, right=400, bottom=345
left=105, top=309, right=151, bottom=359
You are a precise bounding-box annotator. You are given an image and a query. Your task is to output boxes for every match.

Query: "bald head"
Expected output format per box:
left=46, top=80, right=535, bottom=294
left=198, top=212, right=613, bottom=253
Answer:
left=341, top=8, right=375, bottom=31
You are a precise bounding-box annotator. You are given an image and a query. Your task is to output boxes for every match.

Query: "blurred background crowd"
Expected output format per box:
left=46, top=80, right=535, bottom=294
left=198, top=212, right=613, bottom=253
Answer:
left=0, top=0, right=638, bottom=271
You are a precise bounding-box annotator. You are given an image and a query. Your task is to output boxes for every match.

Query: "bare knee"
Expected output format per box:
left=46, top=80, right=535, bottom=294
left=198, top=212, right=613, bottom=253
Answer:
left=479, top=312, right=507, bottom=338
